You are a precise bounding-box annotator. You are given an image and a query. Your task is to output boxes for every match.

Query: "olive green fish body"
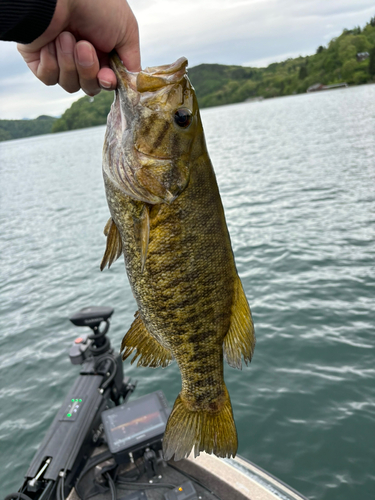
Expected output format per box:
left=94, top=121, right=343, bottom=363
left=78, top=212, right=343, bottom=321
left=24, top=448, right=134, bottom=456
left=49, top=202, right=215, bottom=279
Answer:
left=102, top=55, right=255, bottom=460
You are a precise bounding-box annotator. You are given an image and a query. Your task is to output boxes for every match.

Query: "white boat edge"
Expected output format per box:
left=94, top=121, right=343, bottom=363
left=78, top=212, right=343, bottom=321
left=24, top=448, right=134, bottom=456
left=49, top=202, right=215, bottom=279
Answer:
left=172, top=452, right=309, bottom=500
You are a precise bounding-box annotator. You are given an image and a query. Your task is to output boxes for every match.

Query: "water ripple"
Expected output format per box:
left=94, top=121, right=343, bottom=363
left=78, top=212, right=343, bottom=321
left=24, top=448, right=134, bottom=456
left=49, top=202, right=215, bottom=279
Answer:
left=1, top=86, right=375, bottom=500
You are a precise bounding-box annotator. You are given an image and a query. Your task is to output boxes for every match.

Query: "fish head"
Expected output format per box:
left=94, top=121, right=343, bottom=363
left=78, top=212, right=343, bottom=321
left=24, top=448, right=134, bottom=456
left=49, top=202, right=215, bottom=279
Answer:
left=103, top=54, right=203, bottom=205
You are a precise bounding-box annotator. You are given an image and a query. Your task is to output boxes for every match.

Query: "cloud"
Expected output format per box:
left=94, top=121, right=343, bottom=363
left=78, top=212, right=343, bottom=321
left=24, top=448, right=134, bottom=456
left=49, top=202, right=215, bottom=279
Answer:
left=1, top=0, right=374, bottom=118
left=0, top=83, right=84, bottom=119
left=134, top=0, right=374, bottom=67
left=0, top=42, right=85, bottom=119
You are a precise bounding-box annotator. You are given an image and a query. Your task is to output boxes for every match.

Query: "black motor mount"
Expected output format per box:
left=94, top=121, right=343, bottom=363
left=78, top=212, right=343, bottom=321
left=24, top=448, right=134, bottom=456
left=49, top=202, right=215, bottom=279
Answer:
left=69, top=306, right=114, bottom=329
left=69, top=306, right=114, bottom=356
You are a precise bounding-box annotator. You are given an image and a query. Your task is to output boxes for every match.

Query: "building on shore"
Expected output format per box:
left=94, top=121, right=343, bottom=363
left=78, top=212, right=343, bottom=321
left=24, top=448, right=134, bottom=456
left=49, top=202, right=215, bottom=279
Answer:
left=356, top=52, right=369, bottom=62
left=307, top=82, right=348, bottom=93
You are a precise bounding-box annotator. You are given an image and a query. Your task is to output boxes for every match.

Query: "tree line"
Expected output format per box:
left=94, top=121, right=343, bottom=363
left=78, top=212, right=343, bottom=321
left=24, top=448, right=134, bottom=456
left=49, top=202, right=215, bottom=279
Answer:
left=1, top=17, right=374, bottom=141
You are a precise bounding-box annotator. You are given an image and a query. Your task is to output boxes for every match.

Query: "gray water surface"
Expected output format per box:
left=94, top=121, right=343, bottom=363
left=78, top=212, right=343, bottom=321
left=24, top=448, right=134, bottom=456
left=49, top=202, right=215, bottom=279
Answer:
left=1, top=84, right=374, bottom=499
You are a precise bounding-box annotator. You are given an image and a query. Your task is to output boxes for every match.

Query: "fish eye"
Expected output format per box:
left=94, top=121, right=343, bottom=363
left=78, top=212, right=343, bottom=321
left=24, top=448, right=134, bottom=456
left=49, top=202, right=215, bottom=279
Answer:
left=174, top=108, right=193, bottom=129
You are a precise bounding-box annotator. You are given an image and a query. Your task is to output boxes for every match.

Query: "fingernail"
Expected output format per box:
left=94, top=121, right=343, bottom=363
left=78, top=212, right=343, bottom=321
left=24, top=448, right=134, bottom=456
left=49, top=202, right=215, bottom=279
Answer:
left=60, top=32, right=74, bottom=54
left=100, top=80, right=112, bottom=89
left=48, top=42, right=56, bottom=56
left=76, top=42, right=94, bottom=67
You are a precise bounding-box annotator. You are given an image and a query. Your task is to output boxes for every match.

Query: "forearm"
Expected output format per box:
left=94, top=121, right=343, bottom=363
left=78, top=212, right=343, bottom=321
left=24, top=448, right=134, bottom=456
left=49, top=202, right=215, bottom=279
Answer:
left=0, top=0, right=58, bottom=43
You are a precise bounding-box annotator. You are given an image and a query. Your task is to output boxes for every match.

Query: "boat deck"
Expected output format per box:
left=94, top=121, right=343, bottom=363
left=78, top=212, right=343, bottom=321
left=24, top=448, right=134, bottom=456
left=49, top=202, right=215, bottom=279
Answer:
left=67, top=448, right=307, bottom=500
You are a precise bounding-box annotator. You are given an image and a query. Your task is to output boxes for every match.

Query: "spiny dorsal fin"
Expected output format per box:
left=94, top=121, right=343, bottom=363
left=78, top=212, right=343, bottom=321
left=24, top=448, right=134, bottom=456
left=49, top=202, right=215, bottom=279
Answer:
left=223, top=276, right=255, bottom=370
left=133, top=205, right=150, bottom=273
left=100, top=218, right=123, bottom=271
left=121, top=311, right=173, bottom=368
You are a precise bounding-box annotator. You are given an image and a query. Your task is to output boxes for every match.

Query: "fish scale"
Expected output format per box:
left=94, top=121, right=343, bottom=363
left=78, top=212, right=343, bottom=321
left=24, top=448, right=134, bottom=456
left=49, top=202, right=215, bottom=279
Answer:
left=101, top=53, right=255, bottom=461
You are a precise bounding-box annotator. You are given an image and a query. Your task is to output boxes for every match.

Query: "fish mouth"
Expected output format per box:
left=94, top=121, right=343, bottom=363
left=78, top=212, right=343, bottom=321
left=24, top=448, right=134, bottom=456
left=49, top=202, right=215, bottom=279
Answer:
left=110, top=52, right=188, bottom=94
left=135, top=147, right=172, bottom=162
left=109, top=52, right=188, bottom=159
left=110, top=52, right=138, bottom=94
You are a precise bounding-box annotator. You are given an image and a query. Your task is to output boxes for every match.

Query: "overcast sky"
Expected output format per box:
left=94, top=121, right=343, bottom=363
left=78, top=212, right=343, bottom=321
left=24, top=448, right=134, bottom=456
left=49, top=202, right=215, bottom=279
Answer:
left=0, top=0, right=374, bottom=119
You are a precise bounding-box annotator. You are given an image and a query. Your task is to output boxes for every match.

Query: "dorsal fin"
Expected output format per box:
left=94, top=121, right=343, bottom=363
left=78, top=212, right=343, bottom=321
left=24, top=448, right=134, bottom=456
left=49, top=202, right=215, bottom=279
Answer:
left=100, top=218, right=123, bottom=271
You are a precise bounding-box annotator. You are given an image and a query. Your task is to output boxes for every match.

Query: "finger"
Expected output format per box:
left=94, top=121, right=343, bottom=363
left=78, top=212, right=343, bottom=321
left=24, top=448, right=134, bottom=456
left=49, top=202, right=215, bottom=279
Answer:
left=116, top=38, right=141, bottom=73
left=97, top=67, right=117, bottom=90
left=17, top=44, right=38, bottom=69
left=75, top=41, right=101, bottom=96
left=96, top=54, right=117, bottom=91
left=98, top=66, right=117, bottom=90
left=116, top=10, right=141, bottom=72
left=95, top=53, right=116, bottom=90
left=36, top=42, right=59, bottom=86
left=56, top=32, right=80, bottom=93
left=17, top=44, right=41, bottom=76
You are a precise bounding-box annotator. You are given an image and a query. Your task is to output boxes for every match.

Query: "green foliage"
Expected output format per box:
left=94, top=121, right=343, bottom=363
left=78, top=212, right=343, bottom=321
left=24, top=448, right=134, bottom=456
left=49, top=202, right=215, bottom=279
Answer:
left=3, top=16, right=375, bottom=141
left=353, top=71, right=370, bottom=84
left=0, top=115, right=57, bottom=142
left=50, top=15, right=375, bottom=130
left=52, top=91, right=114, bottom=132
left=342, top=59, right=358, bottom=81
left=299, top=65, right=308, bottom=80
left=189, top=16, right=375, bottom=108
left=369, top=46, right=375, bottom=75
left=338, top=36, right=357, bottom=63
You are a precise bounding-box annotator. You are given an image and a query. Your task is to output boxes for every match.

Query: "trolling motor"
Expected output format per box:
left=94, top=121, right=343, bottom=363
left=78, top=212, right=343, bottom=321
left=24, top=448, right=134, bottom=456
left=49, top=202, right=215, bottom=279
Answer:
left=69, top=307, right=114, bottom=365
left=8, top=307, right=136, bottom=500
left=67, top=306, right=127, bottom=404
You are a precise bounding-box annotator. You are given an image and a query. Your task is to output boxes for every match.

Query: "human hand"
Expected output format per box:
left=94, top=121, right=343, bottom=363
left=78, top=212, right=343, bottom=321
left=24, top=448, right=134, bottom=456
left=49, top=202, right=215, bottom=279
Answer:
left=17, top=0, right=140, bottom=96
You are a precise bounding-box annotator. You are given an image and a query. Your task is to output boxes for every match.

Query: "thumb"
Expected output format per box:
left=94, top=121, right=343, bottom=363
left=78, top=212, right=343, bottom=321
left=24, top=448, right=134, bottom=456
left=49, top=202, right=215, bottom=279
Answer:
left=115, top=17, right=141, bottom=72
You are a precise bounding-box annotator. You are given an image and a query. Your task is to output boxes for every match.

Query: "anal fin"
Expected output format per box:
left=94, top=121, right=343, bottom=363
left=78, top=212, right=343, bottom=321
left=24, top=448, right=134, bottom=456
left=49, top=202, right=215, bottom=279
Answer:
left=121, top=311, right=173, bottom=368
left=100, top=218, right=123, bottom=271
left=223, top=276, right=255, bottom=369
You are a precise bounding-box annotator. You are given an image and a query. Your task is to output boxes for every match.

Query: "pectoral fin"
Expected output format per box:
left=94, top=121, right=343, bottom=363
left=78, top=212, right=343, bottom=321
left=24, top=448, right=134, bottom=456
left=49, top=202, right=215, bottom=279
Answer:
left=223, top=276, right=255, bottom=369
left=100, top=218, right=123, bottom=271
left=121, top=311, right=173, bottom=368
left=133, top=204, right=150, bottom=273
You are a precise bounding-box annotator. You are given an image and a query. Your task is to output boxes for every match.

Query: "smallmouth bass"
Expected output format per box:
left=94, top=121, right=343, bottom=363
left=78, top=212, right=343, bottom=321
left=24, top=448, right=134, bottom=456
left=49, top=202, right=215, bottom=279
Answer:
left=101, top=54, right=255, bottom=461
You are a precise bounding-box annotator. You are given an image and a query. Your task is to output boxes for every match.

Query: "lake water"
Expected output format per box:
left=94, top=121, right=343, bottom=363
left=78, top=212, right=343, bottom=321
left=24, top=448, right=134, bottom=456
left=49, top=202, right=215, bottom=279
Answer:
left=1, top=84, right=374, bottom=500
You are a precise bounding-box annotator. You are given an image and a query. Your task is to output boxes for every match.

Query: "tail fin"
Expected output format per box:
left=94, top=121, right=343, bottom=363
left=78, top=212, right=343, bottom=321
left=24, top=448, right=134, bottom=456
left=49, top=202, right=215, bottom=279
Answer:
left=162, top=390, right=238, bottom=461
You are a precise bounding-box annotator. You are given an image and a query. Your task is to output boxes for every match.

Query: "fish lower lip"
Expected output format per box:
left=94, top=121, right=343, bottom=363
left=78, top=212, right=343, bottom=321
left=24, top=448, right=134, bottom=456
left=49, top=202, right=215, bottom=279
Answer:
left=135, top=148, right=172, bottom=161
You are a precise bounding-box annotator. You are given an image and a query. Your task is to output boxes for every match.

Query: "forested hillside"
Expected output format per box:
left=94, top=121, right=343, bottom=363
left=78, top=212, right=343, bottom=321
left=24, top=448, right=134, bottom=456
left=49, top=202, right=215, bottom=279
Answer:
left=51, top=92, right=113, bottom=133
left=1, top=17, right=374, bottom=140
left=52, top=17, right=375, bottom=132
left=188, top=18, right=375, bottom=107
left=0, top=115, right=57, bottom=142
